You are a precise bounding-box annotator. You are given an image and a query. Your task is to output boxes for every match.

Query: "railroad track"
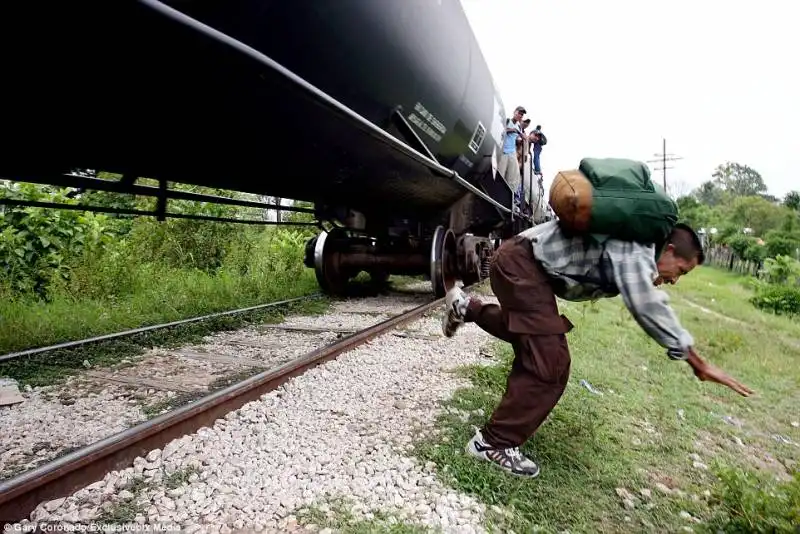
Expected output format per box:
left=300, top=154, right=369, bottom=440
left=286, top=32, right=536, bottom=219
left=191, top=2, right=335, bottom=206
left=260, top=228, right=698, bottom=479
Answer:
left=0, top=284, right=450, bottom=525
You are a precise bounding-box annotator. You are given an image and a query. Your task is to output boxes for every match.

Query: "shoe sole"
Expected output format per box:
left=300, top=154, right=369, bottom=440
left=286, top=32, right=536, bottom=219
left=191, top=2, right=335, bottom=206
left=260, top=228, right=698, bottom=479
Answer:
left=465, top=440, right=540, bottom=478
left=441, top=309, right=462, bottom=337
left=442, top=289, right=466, bottom=337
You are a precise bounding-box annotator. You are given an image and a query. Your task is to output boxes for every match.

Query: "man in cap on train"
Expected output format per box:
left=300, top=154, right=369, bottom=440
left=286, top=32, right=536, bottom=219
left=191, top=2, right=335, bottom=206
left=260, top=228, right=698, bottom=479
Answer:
left=440, top=218, right=753, bottom=477
left=497, top=106, right=526, bottom=207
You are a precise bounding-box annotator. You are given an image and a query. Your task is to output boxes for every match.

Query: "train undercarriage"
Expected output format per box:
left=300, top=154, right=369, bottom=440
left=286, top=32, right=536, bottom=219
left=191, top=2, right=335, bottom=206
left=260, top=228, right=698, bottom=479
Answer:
left=304, top=223, right=496, bottom=298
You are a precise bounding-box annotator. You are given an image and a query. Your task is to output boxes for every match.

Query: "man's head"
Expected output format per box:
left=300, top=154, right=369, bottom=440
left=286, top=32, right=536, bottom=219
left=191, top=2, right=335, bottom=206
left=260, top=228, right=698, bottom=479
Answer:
left=513, top=106, right=526, bottom=122
left=654, top=223, right=705, bottom=286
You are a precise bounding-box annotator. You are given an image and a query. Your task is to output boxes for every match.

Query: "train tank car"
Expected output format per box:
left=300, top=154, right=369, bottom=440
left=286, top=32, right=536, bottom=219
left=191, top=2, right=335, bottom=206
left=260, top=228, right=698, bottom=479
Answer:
left=0, top=0, right=543, bottom=296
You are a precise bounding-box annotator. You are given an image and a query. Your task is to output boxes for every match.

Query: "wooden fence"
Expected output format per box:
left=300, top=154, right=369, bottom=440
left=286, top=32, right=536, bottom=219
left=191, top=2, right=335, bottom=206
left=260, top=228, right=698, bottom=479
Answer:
left=704, top=246, right=763, bottom=277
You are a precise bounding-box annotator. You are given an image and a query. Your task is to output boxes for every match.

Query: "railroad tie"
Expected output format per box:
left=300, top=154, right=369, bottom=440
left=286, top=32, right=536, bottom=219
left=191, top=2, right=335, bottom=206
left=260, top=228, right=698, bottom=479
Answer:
left=258, top=324, right=358, bottom=335
left=83, top=371, right=200, bottom=393
left=173, top=349, right=266, bottom=368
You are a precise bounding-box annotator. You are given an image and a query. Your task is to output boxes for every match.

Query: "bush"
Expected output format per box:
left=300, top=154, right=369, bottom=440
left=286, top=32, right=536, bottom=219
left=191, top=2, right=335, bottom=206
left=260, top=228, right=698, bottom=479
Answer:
left=0, top=181, right=322, bottom=352
left=744, top=242, right=768, bottom=263
left=726, top=234, right=757, bottom=258
left=764, top=229, right=800, bottom=259
left=708, top=466, right=800, bottom=533
left=128, top=218, right=241, bottom=272
left=750, top=283, right=800, bottom=317
left=759, top=255, right=800, bottom=286
left=0, top=182, right=117, bottom=298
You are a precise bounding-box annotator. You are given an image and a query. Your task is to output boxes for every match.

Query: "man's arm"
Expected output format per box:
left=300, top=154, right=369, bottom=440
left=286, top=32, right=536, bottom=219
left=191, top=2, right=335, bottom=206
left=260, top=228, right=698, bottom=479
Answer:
left=608, top=244, right=754, bottom=396
left=607, top=244, right=693, bottom=360
left=686, top=348, right=754, bottom=396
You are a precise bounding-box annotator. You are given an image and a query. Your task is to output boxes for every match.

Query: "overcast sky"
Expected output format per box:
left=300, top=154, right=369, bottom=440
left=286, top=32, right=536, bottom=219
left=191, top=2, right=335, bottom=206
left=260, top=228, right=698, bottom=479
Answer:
left=460, top=0, right=799, bottom=200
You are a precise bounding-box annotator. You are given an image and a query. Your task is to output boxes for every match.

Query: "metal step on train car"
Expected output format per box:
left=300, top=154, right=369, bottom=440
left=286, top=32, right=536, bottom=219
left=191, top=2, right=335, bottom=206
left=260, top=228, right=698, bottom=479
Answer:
left=0, top=0, right=547, bottom=297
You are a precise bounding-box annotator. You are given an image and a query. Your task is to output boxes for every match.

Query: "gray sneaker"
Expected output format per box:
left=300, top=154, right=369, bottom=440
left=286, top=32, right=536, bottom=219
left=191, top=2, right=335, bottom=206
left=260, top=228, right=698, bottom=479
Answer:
left=442, top=287, right=470, bottom=337
left=466, top=429, right=540, bottom=477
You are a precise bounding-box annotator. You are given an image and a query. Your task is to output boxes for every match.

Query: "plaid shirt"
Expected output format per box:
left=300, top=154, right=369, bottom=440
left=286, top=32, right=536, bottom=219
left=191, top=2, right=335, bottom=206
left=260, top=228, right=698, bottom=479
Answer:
left=519, top=221, right=693, bottom=360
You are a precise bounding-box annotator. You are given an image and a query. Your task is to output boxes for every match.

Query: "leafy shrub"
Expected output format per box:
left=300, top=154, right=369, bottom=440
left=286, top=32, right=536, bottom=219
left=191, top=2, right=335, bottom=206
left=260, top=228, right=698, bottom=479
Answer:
left=744, top=242, right=767, bottom=263
left=750, top=283, right=800, bottom=316
left=765, top=236, right=800, bottom=259
left=0, top=182, right=117, bottom=297
left=726, top=234, right=756, bottom=258
left=708, top=466, right=800, bottom=533
left=0, top=182, right=317, bottom=302
left=128, top=218, right=241, bottom=272
left=763, top=228, right=800, bottom=259
left=759, top=255, right=800, bottom=285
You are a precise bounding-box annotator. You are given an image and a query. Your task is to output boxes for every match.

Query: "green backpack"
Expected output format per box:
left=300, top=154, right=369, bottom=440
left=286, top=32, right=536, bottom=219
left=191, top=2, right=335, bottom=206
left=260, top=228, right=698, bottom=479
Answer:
left=550, top=157, right=679, bottom=246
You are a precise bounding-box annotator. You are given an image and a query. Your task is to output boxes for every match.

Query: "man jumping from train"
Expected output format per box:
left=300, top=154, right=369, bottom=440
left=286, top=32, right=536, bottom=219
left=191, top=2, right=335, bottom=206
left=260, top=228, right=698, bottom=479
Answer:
left=440, top=160, right=753, bottom=478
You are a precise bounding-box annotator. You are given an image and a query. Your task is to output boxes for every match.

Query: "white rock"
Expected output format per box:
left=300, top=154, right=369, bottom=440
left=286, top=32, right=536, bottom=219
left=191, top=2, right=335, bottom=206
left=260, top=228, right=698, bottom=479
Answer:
left=44, top=498, right=66, bottom=512
left=692, top=461, right=708, bottom=471
left=654, top=483, right=672, bottom=495
left=615, top=488, right=634, bottom=501
left=18, top=296, right=493, bottom=532
left=78, top=508, right=97, bottom=522
left=62, top=511, right=80, bottom=523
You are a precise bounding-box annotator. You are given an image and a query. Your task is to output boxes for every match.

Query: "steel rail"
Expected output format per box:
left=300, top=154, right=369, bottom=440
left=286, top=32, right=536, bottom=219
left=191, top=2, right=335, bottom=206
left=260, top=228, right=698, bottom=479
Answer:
left=0, top=295, right=446, bottom=523
left=2, top=174, right=318, bottom=215
left=0, top=199, right=320, bottom=227
left=136, top=0, right=512, bottom=215
left=0, top=295, right=321, bottom=364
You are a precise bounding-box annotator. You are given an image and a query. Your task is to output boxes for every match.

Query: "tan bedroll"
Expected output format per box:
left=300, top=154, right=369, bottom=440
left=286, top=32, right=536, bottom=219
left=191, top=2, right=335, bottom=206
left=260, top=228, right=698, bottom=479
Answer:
left=548, top=169, right=594, bottom=232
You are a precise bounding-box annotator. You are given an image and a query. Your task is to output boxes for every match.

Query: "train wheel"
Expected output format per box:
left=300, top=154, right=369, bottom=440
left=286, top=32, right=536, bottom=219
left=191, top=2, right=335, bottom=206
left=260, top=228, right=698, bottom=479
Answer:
left=430, top=226, right=457, bottom=298
left=312, top=230, right=349, bottom=296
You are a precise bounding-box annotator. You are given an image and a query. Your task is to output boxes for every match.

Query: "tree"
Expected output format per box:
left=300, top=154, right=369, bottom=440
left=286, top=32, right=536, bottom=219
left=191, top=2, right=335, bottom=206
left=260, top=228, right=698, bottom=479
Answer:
left=677, top=195, right=712, bottom=230
left=694, top=180, right=726, bottom=206
left=729, top=196, right=786, bottom=236
left=785, top=190, right=800, bottom=211
left=712, top=162, right=767, bottom=197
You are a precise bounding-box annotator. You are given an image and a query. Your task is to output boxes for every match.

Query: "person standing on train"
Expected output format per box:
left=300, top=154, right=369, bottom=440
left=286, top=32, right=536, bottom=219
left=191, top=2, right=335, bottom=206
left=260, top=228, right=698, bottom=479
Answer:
left=497, top=106, right=525, bottom=207
left=517, top=118, right=533, bottom=213
left=529, top=125, right=547, bottom=177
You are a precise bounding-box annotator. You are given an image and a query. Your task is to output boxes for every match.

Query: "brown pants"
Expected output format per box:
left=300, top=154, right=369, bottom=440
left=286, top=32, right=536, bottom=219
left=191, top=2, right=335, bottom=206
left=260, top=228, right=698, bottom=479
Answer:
left=464, top=236, right=573, bottom=449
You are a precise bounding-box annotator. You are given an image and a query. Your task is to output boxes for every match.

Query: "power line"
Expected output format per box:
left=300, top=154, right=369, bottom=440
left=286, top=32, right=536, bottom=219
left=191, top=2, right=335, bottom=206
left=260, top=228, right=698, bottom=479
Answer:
left=646, top=138, right=683, bottom=193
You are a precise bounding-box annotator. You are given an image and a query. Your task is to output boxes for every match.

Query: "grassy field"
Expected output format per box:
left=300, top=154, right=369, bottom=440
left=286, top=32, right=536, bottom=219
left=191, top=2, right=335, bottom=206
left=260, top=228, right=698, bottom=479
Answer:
left=416, top=266, right=800, bottom=533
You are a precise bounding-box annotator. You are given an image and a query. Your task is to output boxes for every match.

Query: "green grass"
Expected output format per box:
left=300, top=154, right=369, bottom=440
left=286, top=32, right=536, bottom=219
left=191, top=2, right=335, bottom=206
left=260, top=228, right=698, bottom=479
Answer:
left=415, top=266, right=800, bottom=533
left=297, top=498, right=430, bottom=534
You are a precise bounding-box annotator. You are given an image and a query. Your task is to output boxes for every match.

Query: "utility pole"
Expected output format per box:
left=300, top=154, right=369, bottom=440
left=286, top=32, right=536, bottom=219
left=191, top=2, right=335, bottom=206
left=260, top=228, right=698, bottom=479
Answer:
left=647, top=138, right=682, bottom=195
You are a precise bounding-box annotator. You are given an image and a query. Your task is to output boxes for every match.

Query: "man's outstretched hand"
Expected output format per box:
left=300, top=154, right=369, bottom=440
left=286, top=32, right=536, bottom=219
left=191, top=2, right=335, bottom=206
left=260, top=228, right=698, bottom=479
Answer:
left=686, top=349, right=754, bottom=397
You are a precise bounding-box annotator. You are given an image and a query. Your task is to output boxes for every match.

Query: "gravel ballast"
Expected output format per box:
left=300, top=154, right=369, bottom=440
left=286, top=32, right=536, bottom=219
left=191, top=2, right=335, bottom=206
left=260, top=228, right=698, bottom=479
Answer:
left=18, top=297, right=498, bottom=533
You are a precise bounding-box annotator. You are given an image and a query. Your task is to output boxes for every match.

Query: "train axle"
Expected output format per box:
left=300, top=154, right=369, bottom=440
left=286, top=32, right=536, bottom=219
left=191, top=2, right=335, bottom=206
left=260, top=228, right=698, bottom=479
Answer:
left=304, top=226, right=493, bottom=297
